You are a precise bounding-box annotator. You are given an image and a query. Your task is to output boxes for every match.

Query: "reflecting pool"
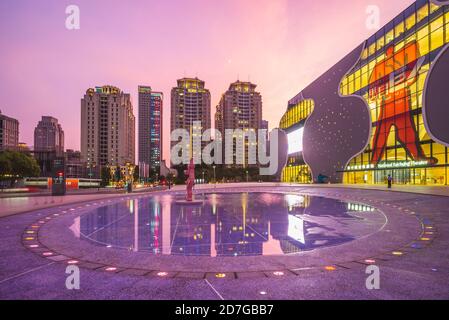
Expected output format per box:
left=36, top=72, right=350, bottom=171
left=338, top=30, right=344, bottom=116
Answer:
left=78, top=193, right=386, bottom=257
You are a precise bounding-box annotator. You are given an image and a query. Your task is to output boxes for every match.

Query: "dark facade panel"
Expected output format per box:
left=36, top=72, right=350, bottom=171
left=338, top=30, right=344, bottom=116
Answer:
left=424, top=43, right=449, bottom=146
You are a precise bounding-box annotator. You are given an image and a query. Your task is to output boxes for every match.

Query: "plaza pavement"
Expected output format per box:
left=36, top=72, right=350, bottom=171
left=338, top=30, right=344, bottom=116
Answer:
left=0, top=183, right=448, bottom=300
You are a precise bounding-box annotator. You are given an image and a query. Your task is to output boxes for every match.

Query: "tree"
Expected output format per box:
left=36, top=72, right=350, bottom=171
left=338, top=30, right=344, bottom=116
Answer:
left=0, top=155, right=11, bottom=177
left=173, top=164, right=187, bottom=184
left=0, top=151, right=40, bottom=186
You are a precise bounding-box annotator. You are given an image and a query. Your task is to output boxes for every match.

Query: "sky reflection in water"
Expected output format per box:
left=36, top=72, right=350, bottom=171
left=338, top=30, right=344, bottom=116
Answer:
left=78, top=193, right=385, bottom=257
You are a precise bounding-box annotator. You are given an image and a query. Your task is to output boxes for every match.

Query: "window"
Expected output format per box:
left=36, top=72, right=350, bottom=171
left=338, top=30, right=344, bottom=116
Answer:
left=418, top=33, right=430, bottom=56
left=417, top=24, right=429, bottom=39
left=395, top=21, right=405, bottom=38
left=406, top=12, right=416, bottom=31
left=376, top=36, right=385, bottom=52
left=430, top=17, right=444, bottom=51
left=368, top=43, right=376, bottom=56
left=417, top=4, right=429, bottom=24
left=430, top=2, right=440, bottom=15
left=386, top=29, right=394, bottom=45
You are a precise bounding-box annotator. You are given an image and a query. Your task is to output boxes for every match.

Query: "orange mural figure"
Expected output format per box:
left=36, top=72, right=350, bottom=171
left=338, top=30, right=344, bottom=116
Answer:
left=369, top=41, right=429, bottom=165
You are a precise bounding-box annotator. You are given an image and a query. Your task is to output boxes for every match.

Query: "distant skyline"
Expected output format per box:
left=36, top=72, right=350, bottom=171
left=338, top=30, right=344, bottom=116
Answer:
left=0, top=0, right=414, bottom=162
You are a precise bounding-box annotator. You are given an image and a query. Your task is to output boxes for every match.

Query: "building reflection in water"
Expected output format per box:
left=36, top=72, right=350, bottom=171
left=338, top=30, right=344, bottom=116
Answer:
left=79, top=192, right=381, bottom=257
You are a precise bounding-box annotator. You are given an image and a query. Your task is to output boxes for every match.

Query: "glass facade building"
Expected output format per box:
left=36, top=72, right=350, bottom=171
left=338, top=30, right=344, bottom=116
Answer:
left=138, top=86, right=163, bottom=172
left=342, top=0, right=449, bottom=185
left=282, top=0, right=449, bottom=186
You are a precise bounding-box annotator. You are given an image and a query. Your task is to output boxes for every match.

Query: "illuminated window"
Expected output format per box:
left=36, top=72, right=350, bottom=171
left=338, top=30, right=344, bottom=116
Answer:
left=361, top=71, right=369, bottom=89
left=430, top=2, right=440, bottom=15
left=368, top=43, right=376, bottom=56
left=417, top=24, right=429, bottom=40
left=376, top=36, right=385, bottom=52
left=361, top=48, right=368, bottom=60
left=395, top=21, right=405, bottom=38
left=418, top=34, right=430, bottom=57
left=406, top=12, right=416, bottom=31
left=430, top=17, right=444, bottom=51
left=417, top=4, right=429, bottom=24
left=385, top=29, right=394, bottom=45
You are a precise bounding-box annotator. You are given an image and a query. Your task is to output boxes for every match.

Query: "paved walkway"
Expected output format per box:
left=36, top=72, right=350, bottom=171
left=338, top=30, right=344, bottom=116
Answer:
left=0, top=187, right=166, bottom=218
left=304, top=183, right=449, bottom=197
left=194, top=182, right=449, bottom=197
left=0, top=184, right=448, bottom=300
left=1, top=182, right=448, bottom=219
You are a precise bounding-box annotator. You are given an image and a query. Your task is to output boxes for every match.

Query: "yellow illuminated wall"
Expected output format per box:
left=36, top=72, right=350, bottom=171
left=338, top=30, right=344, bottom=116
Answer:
left=341, top=2, right=449, bottom=185
left=280, top=99, right=314, bottom=130
left=281, top=164, right=312, bottom=184
left=280, top=99, right=314, bottom=183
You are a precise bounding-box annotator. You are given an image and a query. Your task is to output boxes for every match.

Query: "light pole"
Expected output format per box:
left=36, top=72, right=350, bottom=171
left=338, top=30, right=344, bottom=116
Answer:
left=246, top=170, right=249, bottom=183
left=202, top=170, right=205, bottom=184
left=213, top=165, right=216, bottom=187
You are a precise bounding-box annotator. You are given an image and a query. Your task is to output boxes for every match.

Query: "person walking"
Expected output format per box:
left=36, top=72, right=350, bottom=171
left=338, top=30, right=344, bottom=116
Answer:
left=387, top=174, right=393, bottom=189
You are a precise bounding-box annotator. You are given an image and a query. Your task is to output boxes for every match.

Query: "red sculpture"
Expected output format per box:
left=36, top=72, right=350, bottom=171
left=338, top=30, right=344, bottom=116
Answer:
left=185, top=158, right=195, bottom=201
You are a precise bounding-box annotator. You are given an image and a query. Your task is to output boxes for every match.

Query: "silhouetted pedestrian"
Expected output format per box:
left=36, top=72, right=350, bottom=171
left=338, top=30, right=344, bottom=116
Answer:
left=387, top=174, right=392, bottom=189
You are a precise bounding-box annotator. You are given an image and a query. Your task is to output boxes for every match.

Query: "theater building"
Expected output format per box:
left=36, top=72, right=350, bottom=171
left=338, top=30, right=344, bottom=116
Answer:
left=281, top=0, right=449, bottom=186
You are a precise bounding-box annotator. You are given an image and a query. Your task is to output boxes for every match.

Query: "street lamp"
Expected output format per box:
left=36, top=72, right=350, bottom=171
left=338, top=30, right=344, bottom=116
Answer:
left=202, top=170, right=205, bottom=184
left=246, top=170, right=249, bottom=183
left=213, top=165, right=216, bottom=187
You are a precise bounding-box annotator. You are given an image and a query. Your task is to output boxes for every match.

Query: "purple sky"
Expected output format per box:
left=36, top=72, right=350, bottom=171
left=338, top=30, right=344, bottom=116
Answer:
left=0, top=0, right=414, bottom=162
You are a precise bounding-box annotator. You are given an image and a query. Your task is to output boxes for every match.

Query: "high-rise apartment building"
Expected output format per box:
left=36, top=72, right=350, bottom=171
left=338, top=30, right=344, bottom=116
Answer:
left=171, top=77, right=211, bottom=162
left=215, top=81, right=262, bottom=167
left=81, top=86, right=135, bottom=173
left=0, top=110, right=19, bottom=151
left=34, top=116, right=65, bottom=156
left=138, top=86, right=163, bottom=172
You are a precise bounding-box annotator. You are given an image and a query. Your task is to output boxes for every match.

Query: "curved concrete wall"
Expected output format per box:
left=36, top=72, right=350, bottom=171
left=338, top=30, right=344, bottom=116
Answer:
left=424, top=43, right=449, bottom=147
left=301, top=44, right=371, bottom=183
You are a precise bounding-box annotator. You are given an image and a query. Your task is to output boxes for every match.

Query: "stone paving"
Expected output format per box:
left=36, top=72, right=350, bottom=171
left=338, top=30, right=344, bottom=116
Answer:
left=0, top=183, right=448, bottom=300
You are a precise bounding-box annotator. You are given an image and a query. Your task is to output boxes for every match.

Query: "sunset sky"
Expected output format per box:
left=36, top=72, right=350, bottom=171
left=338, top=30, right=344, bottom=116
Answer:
left=0, top=0, right=414, bottom=162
